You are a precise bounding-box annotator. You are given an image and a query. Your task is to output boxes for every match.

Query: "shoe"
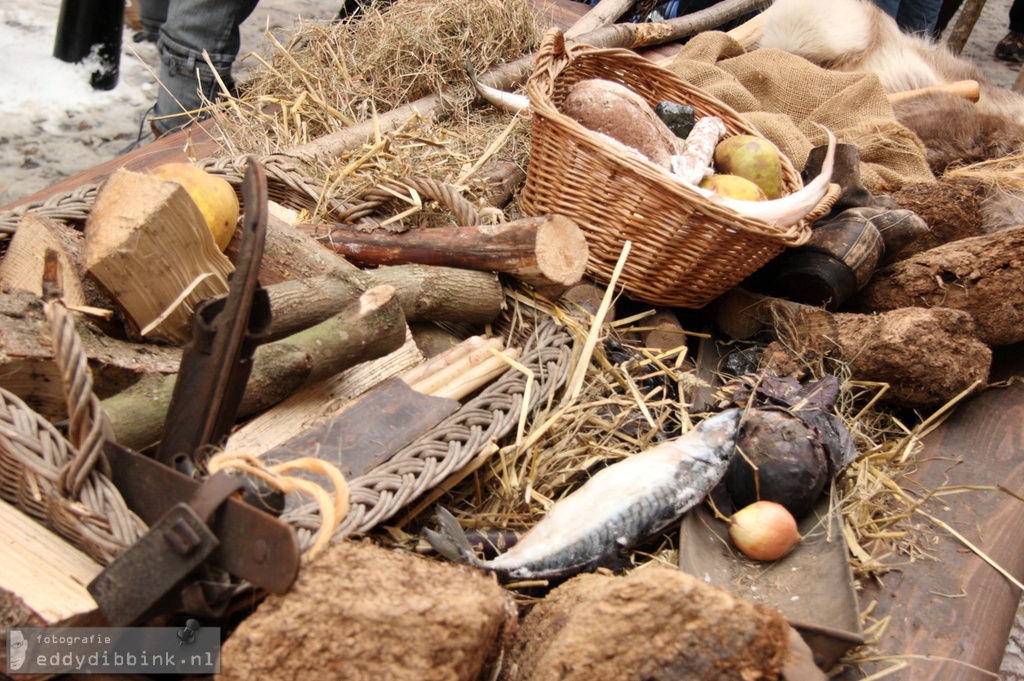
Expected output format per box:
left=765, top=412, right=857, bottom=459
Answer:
left=995, top=31, right=1024, bottom=63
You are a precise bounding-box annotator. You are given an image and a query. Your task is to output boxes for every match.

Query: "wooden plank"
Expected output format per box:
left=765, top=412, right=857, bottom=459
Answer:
left=0, top=500, right=103, bottom=679
left=834, top=343, right=1024, bottom=680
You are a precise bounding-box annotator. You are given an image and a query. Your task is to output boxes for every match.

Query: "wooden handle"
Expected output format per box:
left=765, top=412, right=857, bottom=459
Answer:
left=887, top=79, right=981, bottom=105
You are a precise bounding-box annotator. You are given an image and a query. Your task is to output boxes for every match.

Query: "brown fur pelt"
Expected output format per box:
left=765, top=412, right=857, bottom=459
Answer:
left=892, top=93, right=1024, bottom=175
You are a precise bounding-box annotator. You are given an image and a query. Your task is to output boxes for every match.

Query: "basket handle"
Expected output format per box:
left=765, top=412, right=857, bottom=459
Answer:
left=528, top=29, right=571, bottom=110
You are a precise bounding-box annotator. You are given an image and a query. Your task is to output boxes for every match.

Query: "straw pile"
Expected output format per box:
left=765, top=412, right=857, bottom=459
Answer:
left=205, top=0, right=542, bottom=223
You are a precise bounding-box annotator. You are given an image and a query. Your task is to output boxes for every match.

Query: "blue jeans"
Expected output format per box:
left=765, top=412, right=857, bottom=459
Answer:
left=151, top=0, right=260, bottom=134
left=872, top=0, right=942, bottom=35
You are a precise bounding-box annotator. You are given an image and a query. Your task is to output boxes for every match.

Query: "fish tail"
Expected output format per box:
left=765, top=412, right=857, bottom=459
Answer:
left=423, top=506, right=484, bottom=567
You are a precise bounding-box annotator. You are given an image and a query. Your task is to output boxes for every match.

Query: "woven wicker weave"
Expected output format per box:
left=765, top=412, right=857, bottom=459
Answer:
left=521, top=29, right=833, bottom=309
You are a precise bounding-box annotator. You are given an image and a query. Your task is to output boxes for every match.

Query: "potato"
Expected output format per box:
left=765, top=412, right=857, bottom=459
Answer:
left=561, top=79, right=679, bottom=170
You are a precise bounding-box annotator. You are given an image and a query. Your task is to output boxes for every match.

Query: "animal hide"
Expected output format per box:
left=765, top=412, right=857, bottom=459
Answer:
left=758, top=0, right=1024, bottom=170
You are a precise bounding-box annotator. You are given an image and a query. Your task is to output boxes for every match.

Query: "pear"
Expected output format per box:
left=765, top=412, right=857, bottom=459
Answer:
left=713, top=135, right=787, bottom=200
left=699, top=174, right=767, bottom=201
left=151, top=163, right=240, bottom=251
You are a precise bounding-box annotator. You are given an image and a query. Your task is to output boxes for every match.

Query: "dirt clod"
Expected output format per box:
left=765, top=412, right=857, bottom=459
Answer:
left=503, top=567, right=789, bottom=681
left=220, top=539, right=516, bottom=681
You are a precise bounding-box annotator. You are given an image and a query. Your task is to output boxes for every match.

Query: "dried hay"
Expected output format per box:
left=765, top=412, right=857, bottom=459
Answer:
left=205, top=0, right=542, bottom=223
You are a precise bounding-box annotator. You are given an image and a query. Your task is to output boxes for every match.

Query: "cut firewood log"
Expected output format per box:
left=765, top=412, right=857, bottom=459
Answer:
left=715, top=289, right=990, bottom=408
left=0, top=500, right=102, bottom=676
left=83, top=167, right=233, bottom=345
left=561, top=280, right=616, bottom=320
left=0, top=214, right=88, bottom=310
left=640, top=307, right=688, bottom=353
left=0, top=290, right=181, bottom=421
left=262, top=266, right=503, bottom=342
left=102, top=285, right=408, bottom=451
left=297, top=214, right=589, bottom=299
left=852, top=225, right=1024, bottom=346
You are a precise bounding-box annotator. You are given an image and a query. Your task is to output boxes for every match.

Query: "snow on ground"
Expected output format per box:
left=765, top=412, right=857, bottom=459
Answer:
left=0, top=0, right=337, bottom=207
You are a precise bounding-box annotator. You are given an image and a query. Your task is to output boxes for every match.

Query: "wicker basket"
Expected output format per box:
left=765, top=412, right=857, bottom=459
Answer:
left=521, top=29, right=831, bottom=309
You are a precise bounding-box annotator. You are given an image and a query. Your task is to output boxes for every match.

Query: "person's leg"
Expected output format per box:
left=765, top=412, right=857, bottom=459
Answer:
left=152, top=0, right=260, bottom=135
left=871, top=0, right=901, bottom=21
left=893, top=0, right=941, bottom=34
left=1010, top=0, right=1024, bottom=32
left=996, top=0, right=1024, bottom=62
left=134, top=0, right=167, bottom=43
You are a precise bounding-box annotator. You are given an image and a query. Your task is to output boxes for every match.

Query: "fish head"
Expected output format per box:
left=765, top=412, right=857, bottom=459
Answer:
left=688, top=409, right=741, bottom=465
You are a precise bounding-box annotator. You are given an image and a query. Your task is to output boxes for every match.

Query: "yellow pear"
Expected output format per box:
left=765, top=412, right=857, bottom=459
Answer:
left=698, top=174, right=768, bottom=201
left=713, top=135, right=787, bottom=200
left=151, top=163, right=239, bottom=251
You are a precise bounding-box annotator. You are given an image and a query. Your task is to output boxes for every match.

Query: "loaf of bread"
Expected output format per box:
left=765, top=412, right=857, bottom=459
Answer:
left=561, top=78, right=680, bottom=170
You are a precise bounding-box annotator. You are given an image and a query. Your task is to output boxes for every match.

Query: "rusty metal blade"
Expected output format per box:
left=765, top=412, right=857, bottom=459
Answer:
left=263, top=377, right=461, bottom=479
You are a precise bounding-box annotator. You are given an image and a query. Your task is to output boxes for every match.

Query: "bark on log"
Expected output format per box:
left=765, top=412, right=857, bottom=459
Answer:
left=263, top=266, right=503, bottom=342
left=641, top=307, right=688, bottom=353
left=237, top=213, right=350, bottom=284
left=301, top=215, right=589, bottom=298
left=0, top=290, right=181, bottom=421
left=852, top=225, right=1024, bottom=346
left=102, top=285, right=407, bottom=451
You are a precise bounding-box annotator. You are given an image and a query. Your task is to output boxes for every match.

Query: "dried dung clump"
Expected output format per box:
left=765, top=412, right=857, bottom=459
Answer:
left=220, top=539, right=516, bottom=681
left=853, top=225, right=1024, bottom=346
left=883, top=178, right=985, bottom=253
left=764, top=305, right=990, bottom=408
left=503, top=567, right=789, bottom=681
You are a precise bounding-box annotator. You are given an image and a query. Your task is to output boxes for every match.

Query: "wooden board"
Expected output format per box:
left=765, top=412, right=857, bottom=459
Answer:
left=833, top=343, right=1024, bottom=680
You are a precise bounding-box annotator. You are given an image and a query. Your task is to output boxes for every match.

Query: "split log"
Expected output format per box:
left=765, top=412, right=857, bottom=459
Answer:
left=853, top=225, right=1024, bottom=346
left=0, top=214, right=89, bottom=309
left=716, top=289, right=991, bottom=408
left=0, top=500, right=102, bottom=676
left=102, top=285, right=407, bottom=451
left=504, top=568, right=789, bottom=681
left=263, top=266, right=503, bottom=342
left=0, top=290, right=181, bottom=421
left=219, top=539, right=515, bottom=681
left=301, top=215, right=589, bottom=299
left=83, top=168, right=233, bottom=345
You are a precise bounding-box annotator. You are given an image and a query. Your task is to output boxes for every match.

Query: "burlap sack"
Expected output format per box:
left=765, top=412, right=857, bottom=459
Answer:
left=664, top=32, right=935, bottom=189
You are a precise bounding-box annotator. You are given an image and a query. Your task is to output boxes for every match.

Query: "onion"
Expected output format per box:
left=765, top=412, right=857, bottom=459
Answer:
left=728, top=501, right=802, bottom=561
